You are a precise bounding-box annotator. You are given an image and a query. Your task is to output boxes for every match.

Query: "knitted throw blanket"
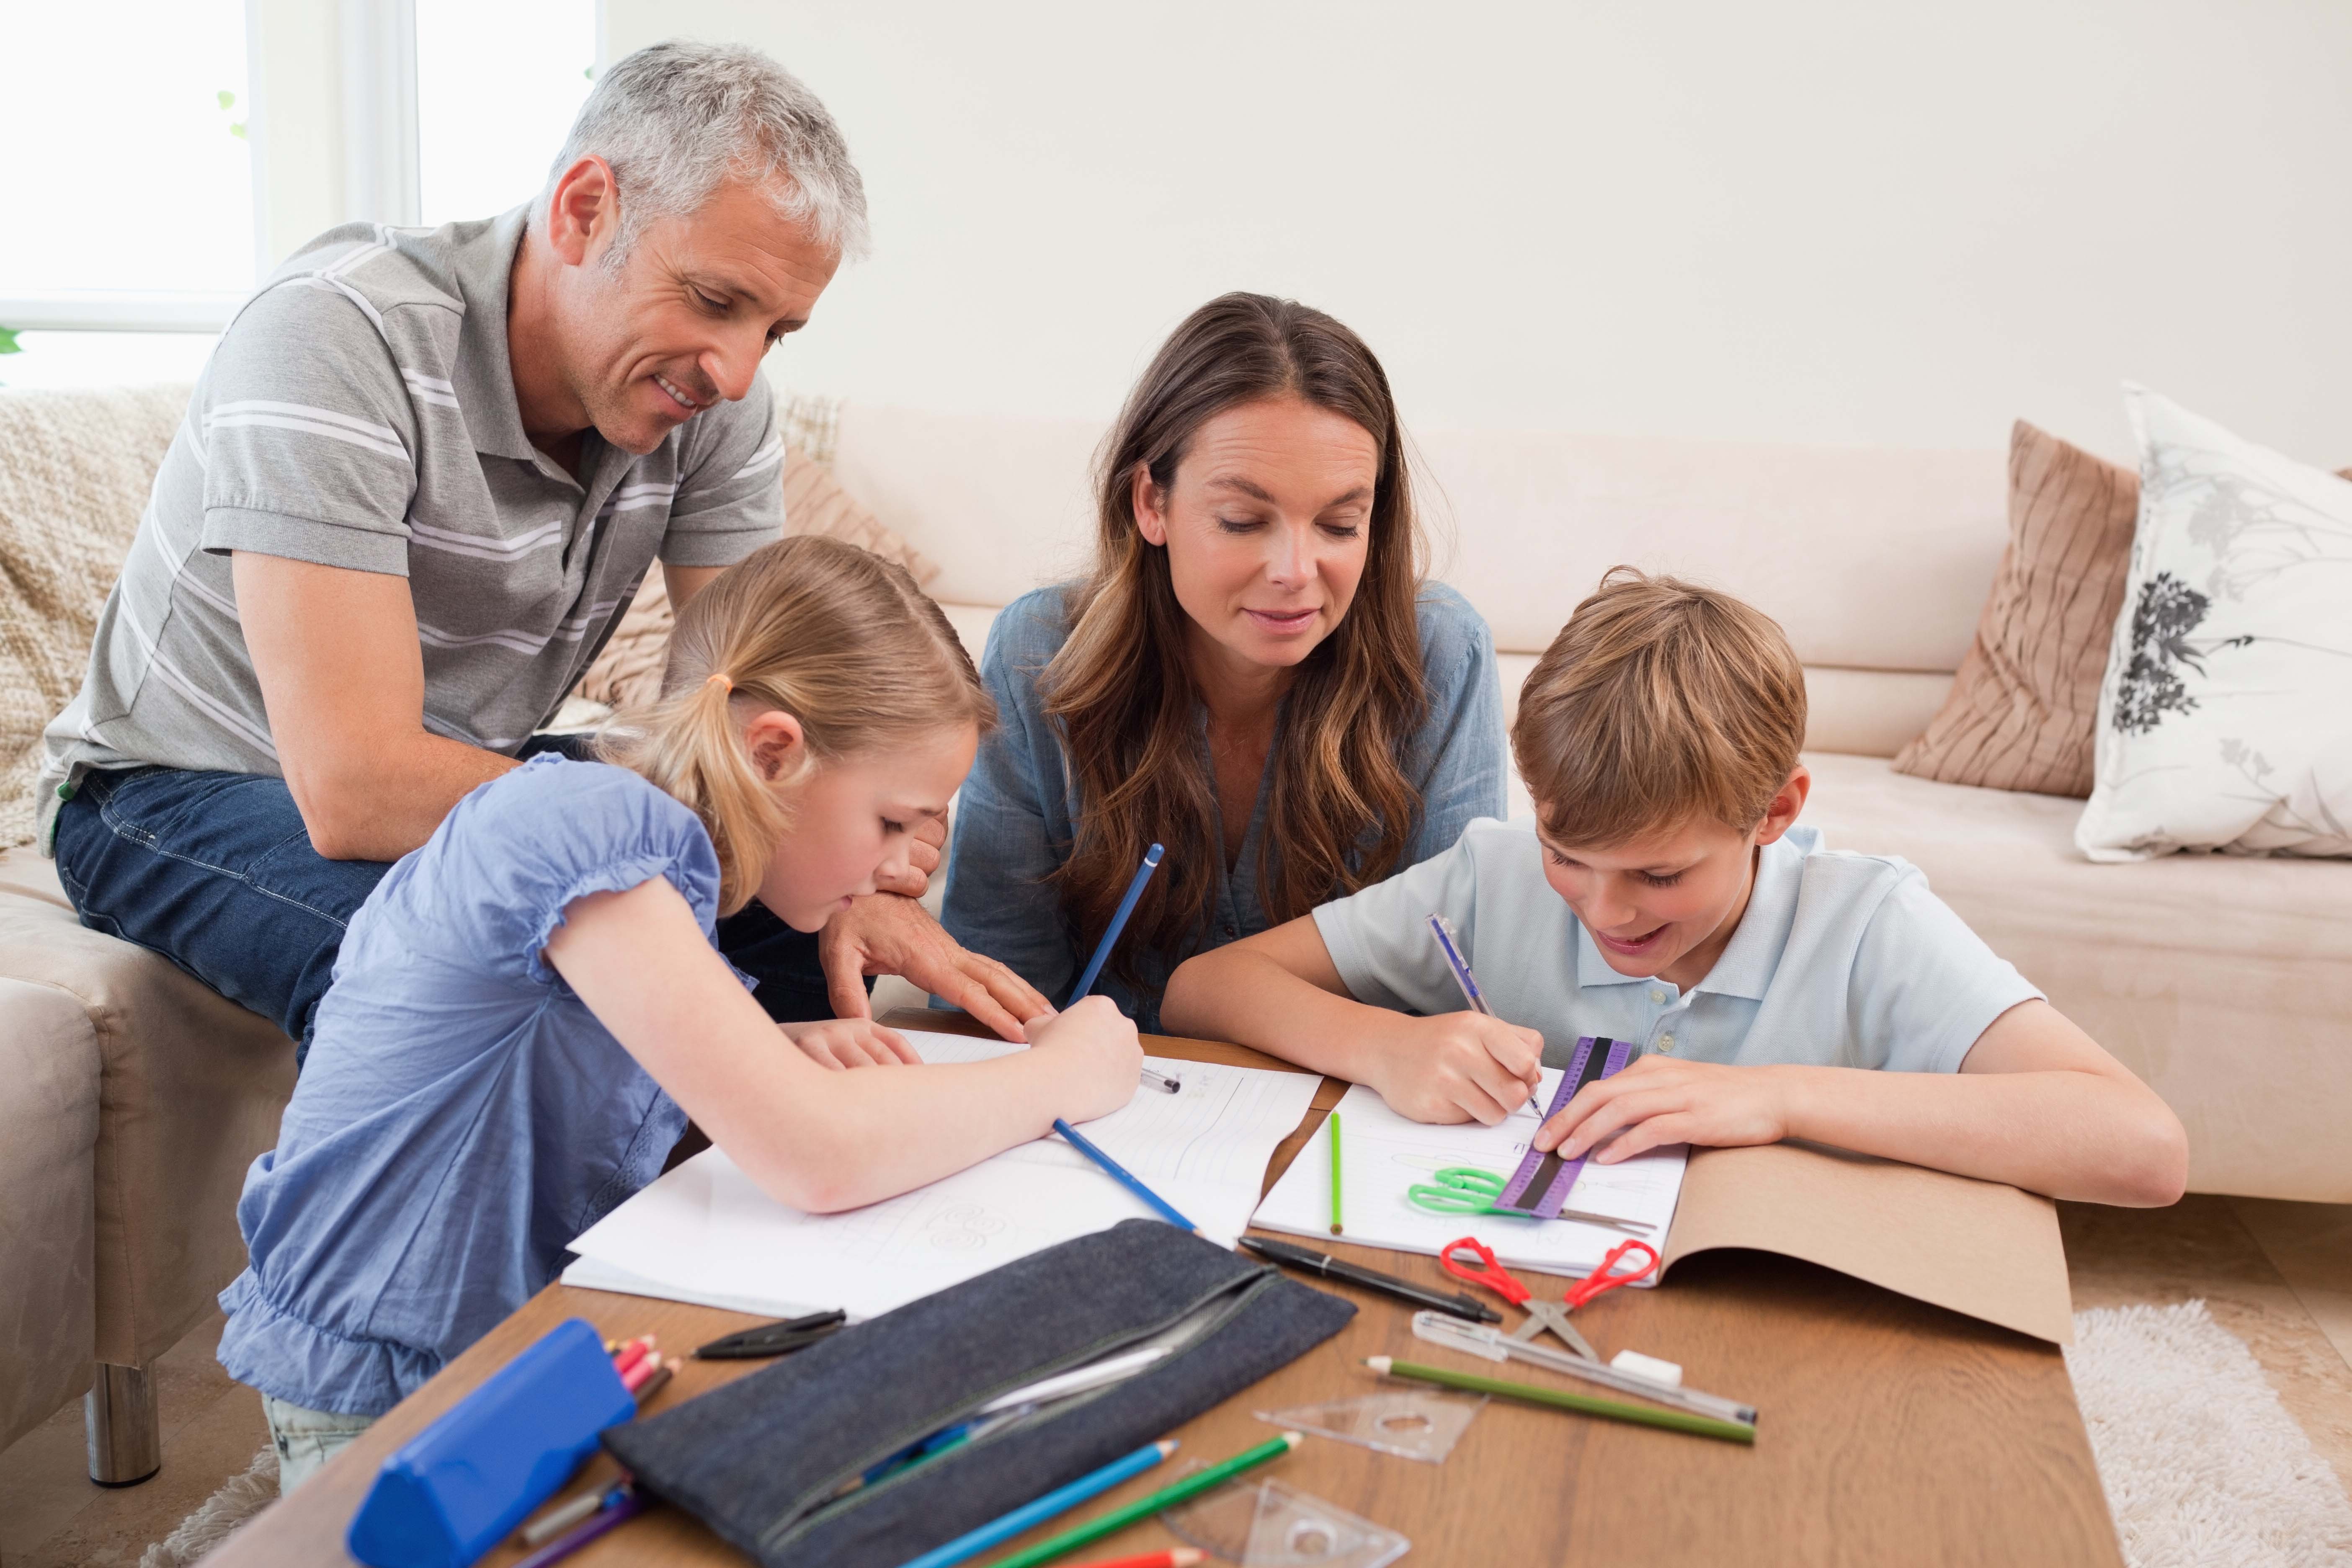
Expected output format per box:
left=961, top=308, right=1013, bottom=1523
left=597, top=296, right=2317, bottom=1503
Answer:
left=0, top=384, right=191, bottom=848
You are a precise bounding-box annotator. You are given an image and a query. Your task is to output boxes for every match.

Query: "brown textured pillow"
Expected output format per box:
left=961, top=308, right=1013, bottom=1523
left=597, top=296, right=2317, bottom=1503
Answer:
left=1893, top=420, right=2138, bottom=798
left=571, top=449, right=935, bottom=715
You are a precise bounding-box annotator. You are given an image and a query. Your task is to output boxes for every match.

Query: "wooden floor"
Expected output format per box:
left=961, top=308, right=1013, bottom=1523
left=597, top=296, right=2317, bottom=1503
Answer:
left=3, top=1196, right=2347, bottom=1566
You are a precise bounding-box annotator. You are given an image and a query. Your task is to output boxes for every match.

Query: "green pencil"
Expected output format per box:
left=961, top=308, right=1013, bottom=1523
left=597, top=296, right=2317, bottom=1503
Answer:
left=1367, top=1357, right=1755, bottom=1445
left=1328, top=1111, right=1343, bottom=1235
left=986, top=1431, right=1302, bottom=1568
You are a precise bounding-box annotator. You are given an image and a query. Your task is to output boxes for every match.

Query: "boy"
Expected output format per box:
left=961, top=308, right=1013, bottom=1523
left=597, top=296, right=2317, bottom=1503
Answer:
left=1161, top=570, right=2187, bottom=1206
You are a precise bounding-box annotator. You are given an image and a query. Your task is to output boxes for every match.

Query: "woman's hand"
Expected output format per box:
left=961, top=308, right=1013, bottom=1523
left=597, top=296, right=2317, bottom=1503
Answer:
left=781, top=1017, right=920, bottom=1070
left=1025, top=996, right=1144, bottom=1123
left=1534, top=1055, right=1792, bottom=1163
left=1369, top=1013, right=1546, bottom=1125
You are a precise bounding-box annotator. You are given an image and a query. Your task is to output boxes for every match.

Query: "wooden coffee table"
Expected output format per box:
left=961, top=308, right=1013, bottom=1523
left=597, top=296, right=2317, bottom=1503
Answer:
left=209, top=1015, right=2119, bottom=1568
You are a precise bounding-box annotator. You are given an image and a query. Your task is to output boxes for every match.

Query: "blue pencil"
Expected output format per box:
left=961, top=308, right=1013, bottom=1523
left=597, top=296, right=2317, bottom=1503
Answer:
left=895, top=1438, right=1178, bottom=1568
left=1053, top=1115, right=1200, bottom=1232
left=1068, top=843, right=1163, bottom=1003
left=1052, top=841, right=1193, bottom=1230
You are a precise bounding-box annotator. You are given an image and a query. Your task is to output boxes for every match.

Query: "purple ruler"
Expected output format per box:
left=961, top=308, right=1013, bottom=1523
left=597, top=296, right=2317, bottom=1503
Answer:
left=1491, top=1035, right=1635, bottom=1220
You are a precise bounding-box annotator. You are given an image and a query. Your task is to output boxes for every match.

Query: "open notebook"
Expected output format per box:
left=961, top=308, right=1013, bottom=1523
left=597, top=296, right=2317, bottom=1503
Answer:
left=562, top=1029, right=1321, bottom=1320
left=1250, top=1070, right=1689, bottom=1283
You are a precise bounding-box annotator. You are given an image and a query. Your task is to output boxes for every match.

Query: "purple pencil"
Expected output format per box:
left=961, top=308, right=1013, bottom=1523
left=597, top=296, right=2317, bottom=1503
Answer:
left=513, top=1489, right=647, bottom=1568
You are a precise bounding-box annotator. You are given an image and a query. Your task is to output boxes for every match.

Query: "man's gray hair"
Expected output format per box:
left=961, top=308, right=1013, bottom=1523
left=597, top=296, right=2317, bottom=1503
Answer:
left=544, top=40, right=869, bottom=264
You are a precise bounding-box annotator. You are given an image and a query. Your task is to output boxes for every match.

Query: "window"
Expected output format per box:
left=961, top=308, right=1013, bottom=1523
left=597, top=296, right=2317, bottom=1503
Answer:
left=0, top=0, right=593, bottom=390
left=0, top=0, right=254, bottom=385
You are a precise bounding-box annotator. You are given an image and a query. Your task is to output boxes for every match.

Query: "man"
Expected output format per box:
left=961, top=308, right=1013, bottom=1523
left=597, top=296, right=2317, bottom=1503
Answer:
left=40, top=41, right=1044, bottom=1061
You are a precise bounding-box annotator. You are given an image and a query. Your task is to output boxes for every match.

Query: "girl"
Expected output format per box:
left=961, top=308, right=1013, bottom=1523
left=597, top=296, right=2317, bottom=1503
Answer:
left=941, top=293, right=1506, bottom=1032
left=216, top=536, right=1142, bottom=1491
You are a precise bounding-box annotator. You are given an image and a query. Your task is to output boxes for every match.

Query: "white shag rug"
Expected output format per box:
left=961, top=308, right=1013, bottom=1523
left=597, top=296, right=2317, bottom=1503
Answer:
left=2068, top=1300, right=2352, bottom=1567
left=137, top=1447, right=277, bottom=1567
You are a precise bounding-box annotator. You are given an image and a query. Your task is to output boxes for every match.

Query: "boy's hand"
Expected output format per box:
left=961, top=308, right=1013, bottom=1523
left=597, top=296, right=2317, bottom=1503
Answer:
left=1372, top=1013, right=1546, bottom=1125
left=1534, top=1055, right=1791, bottom=1163
left=781, top=1017, right=921, bottom=1070
left=1026, top=995, right=1145, bottom=1123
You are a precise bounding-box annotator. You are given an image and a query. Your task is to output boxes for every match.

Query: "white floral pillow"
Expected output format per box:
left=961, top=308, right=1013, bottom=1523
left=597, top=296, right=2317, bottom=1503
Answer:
left=2076, top=387, right=2352, bottom=861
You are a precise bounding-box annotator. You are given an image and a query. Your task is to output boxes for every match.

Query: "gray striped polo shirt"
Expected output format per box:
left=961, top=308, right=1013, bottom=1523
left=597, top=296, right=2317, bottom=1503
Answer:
left=37, top=207, right=782, bottom=846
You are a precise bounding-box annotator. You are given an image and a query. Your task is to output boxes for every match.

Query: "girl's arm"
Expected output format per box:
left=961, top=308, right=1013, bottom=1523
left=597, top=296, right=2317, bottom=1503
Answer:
left=546, top=878, right=1141, bottom=1213
left=1163, top=917, right=1545, bottom=1125
left=1536, top=1000, right=2189, bottom=1207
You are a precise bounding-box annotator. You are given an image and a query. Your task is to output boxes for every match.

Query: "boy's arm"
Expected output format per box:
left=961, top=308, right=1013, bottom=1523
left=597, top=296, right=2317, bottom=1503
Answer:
left=1163, top=916, right=1545, bottom=1124
left=1536, top=999, right=2189, bottom=1207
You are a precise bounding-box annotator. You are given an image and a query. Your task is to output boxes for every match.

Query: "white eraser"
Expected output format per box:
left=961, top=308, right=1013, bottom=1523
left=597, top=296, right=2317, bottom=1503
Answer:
left=1609, top=1349, right=1683, bottom=1387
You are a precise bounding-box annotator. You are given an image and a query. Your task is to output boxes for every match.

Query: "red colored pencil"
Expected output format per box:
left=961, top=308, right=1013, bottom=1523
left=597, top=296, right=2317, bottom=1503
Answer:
left=611, top=1336, right=655, bottom=1379
left=1060, top=1550, right=1204, bottom=1568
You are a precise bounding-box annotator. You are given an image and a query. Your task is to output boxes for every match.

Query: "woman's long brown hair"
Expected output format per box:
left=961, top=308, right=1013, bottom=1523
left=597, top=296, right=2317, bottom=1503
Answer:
left=1042, top=293, right=1428, bottom=985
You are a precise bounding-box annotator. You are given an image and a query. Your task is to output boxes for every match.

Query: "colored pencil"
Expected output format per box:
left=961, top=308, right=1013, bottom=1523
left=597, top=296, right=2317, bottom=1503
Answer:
left=518, top=1483, right=622, bottom=1547
left=987, top=1432, right=1302, bottom=1568
left=1052, top=1115, right=1199, bottom=1233
left=610, top=1336, right=654, bottom=1379
left=1367, top=1357, right=1756, bottom=1444
left=620, top=1351, right=663, bottom=1393
left=1063, top=1551, right=1205, bottom=1568
left=1068, top=843, right=1164, bottom=1003
left=1328, top=1110, right=1344, bottom=1235
left=512, top=1488, right=646, bottom=1568
left=631, top=1357, right=677, bottom=1406
left=895, top=1439, right=1178, bottom=1568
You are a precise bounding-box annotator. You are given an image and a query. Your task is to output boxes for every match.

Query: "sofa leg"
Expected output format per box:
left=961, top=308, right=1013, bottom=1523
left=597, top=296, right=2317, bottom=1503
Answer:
left=85, top=1362, right=162, bottom=1486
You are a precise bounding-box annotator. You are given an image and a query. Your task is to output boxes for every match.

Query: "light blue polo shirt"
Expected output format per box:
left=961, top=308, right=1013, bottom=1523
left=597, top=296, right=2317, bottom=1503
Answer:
left=1312, top=818, right=2041, bottom=1075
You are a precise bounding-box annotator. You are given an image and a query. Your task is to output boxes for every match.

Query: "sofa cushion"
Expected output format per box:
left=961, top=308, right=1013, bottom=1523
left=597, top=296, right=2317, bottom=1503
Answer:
left=0, top=385, right=192, bottom=848
left=0, top=972, right=100, bottom=1452
left=1801, top=751, right=2352, bottom=1202
left=1894, top=421, right=2136, bottom=799
left=0, top=848, right=296, bottom=1365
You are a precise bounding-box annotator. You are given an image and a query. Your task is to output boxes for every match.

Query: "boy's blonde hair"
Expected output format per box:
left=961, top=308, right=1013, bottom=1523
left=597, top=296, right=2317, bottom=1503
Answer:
left=1510, top=567, right=1807, bottom=848
left=601, top=536, right=995, bottom=916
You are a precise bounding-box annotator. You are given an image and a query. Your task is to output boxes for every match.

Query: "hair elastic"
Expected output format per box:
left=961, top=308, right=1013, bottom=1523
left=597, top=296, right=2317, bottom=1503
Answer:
left=705, top=673, right=734, bottom=694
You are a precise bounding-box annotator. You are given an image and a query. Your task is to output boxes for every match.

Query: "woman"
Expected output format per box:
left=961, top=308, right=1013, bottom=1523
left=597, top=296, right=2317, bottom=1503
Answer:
left=942, top=293, right=1504, bottom=1032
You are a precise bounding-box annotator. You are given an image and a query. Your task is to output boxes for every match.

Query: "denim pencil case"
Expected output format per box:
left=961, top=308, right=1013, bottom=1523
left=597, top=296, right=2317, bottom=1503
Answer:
left=603, top=1220, right=1355, bottom=1568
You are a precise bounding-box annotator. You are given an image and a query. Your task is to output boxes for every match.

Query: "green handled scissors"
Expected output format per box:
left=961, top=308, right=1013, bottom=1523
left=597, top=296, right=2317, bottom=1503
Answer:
left=1406, top=1166, right=1658, bottom=1236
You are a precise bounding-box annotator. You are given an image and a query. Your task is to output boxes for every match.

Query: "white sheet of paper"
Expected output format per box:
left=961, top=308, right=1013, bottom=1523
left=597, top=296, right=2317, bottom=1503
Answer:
left=561, top=1029, right=1321, bottom=1319
left=1249, top=1073, right=1687, bottom=1283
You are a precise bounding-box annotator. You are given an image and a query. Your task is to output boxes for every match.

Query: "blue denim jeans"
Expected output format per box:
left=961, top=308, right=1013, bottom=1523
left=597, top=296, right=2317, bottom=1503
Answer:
left=51, top=742, right=844, bottom=1065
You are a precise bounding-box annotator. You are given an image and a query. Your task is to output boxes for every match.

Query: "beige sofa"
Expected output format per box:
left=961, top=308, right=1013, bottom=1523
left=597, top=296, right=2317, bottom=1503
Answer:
left=829, top=405, right=2352, bottom=1206
left=5, top=390, right=2345, bottom=1480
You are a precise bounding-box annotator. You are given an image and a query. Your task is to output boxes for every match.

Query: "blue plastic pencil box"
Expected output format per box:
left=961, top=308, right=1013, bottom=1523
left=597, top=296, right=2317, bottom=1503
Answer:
left=605, top=1220, right=1356, bottom=1568
left=346, top=1317, right=635, bottom=1568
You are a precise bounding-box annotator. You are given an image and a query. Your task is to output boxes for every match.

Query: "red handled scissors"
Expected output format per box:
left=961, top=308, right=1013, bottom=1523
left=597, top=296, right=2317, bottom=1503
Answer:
left=1440, top=1235, right=1661, bottom=1362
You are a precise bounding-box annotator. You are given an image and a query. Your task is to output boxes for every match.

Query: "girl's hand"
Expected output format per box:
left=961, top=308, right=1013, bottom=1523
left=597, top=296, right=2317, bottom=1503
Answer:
left=1369, top=1013, right=1545, bottom=1126
left=1026, top=996, right=1144, bottom=1123
left=781, top=1017, right=921, bottom=1070
left=1534, top=1055, right=1791, bottom=1163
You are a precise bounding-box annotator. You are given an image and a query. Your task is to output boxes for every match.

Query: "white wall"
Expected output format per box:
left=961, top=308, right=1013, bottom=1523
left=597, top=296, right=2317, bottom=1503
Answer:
left=605, top=1, right=2352, bottom=464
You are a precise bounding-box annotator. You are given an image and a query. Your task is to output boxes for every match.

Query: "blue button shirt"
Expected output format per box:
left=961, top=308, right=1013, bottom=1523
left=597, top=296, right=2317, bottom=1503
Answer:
left=216, top=756, right=712, bottom=1416
left=1313, top=818, right=2044, bottom=1074
left=942, top=582, right=1507, bottom=1033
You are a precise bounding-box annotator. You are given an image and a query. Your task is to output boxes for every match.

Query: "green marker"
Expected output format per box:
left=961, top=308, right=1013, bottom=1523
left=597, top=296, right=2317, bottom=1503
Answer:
left=988, top=1431, right=1302, bottom=1568
left=1368, top=1357, right=1755, bottom=1444
left=1328, top=1111, right=1343, bottom=1235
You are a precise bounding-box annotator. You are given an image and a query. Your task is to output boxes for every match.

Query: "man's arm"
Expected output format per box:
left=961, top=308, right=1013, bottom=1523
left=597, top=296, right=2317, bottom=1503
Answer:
left=661, top=562, right=725, bottom=609
left=235, top=553, right=515, bottom=861
left=1536, top=1000, right=2190, bottom=1207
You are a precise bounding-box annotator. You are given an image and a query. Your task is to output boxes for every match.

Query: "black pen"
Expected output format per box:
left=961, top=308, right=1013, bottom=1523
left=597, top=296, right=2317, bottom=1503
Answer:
left=1239, top=1235, right=1503, bottom=1324
left=692, top=1308, right=848, bottom=1360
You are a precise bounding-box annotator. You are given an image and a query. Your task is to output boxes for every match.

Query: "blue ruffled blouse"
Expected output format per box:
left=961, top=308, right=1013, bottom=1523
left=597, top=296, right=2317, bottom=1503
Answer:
left=216, top=756, right=714, bottom=1415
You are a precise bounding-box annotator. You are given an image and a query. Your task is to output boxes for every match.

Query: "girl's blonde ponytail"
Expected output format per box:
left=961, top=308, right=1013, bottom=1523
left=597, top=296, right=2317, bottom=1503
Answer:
left=601, top=536, right=994, bottom=915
